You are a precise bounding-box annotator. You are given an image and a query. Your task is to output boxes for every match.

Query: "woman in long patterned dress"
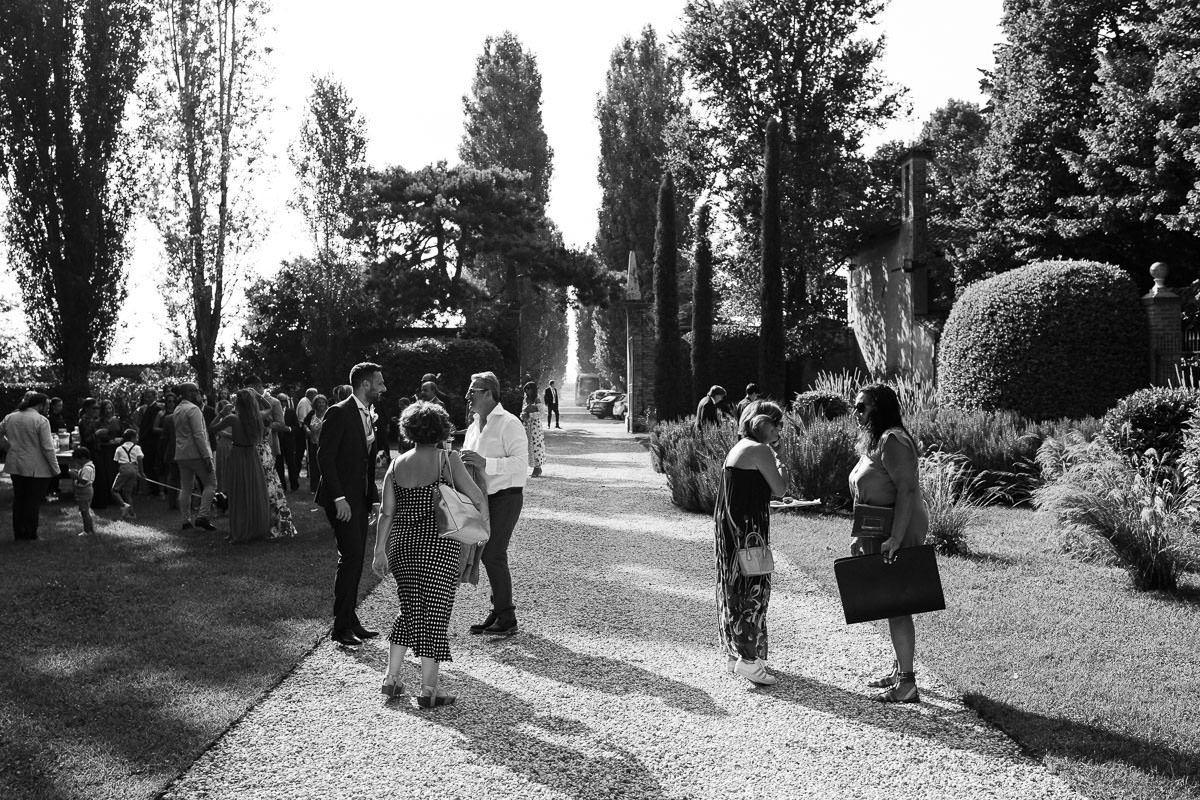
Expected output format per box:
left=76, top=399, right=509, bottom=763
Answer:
left=371, top=401, right=488, bottom=708
left=254, top=394, right=296, bottom=538
left=209, top=390, right=271, bottom=543
left=520, top=382, right=545, bottom=478
left=715, top=400, right=788, bottom=686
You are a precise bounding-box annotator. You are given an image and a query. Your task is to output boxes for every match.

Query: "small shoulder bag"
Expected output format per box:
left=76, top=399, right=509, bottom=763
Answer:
left=435, top=450, right=490, bottom=546
left=736, top=531, right=775, bottom=576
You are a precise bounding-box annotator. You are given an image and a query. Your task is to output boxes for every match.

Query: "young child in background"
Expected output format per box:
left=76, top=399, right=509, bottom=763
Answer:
left=112, top=428, right=145, bottom=520
left=71, top=446, right=96, bottom=536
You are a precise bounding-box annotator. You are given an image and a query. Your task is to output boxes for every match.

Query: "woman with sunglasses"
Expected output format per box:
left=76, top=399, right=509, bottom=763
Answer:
left=849, top=383, right=929, bottom=703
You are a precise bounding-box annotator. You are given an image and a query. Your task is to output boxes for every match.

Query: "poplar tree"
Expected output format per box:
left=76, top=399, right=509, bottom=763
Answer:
left=0, top=0, right=149, bottom=395
left=759, top=118, right=785, bottom=399
left=653, top=172, right=682, bottom=420
left=691, top=202, right=714, bottom=403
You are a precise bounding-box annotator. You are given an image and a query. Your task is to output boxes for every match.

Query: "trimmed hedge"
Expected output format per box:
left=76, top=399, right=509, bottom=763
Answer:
left=937, top=260, right=1149, bottom=420
left=1101, top=387, right=1200, bottom=463
left=793, top=389, right=851, bottom=421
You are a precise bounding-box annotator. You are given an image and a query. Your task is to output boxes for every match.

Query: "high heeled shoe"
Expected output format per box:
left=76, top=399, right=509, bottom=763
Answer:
left=416, top=684, right=457, bottom=709
left=380, top=677, right=405, bottom=699
left=872, top=672, right=919, bottom=703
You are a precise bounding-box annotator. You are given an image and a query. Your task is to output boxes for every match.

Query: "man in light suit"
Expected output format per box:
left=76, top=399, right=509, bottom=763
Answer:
left=0, top=392, right=62, bottom=540
left=543, top=380, right=561, bottom=429
left=173, top=383, right=217, bottom=531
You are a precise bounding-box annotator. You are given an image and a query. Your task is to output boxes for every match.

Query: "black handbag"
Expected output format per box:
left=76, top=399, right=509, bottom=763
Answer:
left=851, top=503, right=894, bottom=538
left=833, top=545, right=946, bottom=624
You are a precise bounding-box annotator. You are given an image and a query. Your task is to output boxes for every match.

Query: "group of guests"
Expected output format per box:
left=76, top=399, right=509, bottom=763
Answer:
left=697, top=383, right=762, bottom=428
left=715, top=383, right=928, bottom=702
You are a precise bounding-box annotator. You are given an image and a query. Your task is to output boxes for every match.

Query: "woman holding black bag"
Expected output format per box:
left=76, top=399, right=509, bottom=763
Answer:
left=715, top=400, right=788, bottom=686
left=849, top=383, right=929, bottom=703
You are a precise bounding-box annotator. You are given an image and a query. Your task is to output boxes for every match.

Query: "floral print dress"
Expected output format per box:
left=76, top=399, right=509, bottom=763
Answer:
left=714, top=466, right=772, bottom=661
left=257, top=426, right=296, bottom=538
left=522, top=401, right=546, bottom=469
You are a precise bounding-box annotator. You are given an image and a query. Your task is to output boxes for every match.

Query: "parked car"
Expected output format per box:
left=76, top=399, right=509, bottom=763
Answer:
left=612, top=396, right=627, bottom=420
left=589, top=391, right=625, bottom=419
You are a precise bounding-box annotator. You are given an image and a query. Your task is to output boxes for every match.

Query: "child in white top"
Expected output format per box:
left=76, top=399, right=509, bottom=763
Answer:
left=112, top=428, right=145, bottom=520
left=71, top=447, right=96, bottom=536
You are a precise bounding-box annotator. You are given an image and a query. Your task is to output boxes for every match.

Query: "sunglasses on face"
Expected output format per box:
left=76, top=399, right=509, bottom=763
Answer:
left=854, top=403, right=867, bottom=413
left=466, top=388, right=489, bottom=395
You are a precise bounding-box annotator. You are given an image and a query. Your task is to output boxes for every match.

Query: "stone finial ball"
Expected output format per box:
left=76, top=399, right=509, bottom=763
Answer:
left=1151, top=262, right=1169, bottom=281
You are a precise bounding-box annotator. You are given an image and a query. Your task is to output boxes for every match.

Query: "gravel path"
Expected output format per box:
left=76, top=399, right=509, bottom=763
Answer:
left=162, top=410, right=1085, bottom=800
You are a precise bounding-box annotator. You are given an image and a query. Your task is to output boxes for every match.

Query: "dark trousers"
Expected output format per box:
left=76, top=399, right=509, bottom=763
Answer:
left=11, top=475, right=49, bottom=540
left=276, top=441, right=299, bottom=491
left=290, top=430, right=306, bottom=484
left=547, top=403, right=560, bottom=427
left=326, top=498, right=369, bottom=633
left=306, top=440, right=321, bottom=493
left=482, top=489, right=523, bottom=619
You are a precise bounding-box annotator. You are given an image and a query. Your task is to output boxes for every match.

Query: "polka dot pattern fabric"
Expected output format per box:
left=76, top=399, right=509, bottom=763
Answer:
left=386, top=479, right=461, bottom=661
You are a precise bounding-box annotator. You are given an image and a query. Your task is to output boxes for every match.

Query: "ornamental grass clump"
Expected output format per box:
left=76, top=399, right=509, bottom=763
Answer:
left=1033, top=434, right=1199, bottom=592
left=649, top=417, right=739, bottom=512
left=778, top=416, right=857, bottom=509
left=919, top=450, right=988, bottom=555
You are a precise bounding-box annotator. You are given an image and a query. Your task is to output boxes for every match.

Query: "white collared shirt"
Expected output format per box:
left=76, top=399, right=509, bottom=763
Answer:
left=463, top=405, right=528, bottom=494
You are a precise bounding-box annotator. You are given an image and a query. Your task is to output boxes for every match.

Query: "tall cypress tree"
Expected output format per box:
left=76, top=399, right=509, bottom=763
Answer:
left=653, top=172, right=682, bottom=421
left=691, top=202, right=714, bottom=403
left=760, top=118, right=785, bottom=399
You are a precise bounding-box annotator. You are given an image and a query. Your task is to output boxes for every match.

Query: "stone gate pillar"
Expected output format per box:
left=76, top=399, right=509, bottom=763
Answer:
left=1144, top=261, right=1182, bottom=387
left=624, top=251, right=655, bottom=433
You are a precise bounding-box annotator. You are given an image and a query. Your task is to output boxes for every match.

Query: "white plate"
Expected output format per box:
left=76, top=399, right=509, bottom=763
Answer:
left=770, top=498, right=822, bottom=509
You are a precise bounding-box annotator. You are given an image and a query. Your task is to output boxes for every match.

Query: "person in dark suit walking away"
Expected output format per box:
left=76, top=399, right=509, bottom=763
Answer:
left=543, top=380, right=561, bottom=429
left=318, top=362, right=387, bottom=647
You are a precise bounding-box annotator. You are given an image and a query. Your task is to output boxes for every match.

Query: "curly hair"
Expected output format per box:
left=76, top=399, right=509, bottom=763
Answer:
left=401, top=400, right=451, bottom=446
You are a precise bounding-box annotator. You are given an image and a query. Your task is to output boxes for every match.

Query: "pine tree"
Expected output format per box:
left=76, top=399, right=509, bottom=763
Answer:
left=760, top=118, right=785, bottom=400
left=691, top=202, right=714, bottom=402
left=653, top=172, right=682, bottom=421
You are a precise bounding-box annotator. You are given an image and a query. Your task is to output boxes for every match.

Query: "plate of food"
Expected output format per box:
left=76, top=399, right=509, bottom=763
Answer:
left=770, top=496, right=822, bottom=510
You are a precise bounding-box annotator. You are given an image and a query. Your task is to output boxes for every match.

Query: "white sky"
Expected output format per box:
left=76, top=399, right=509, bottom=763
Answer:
left=2, top=0, right=1006, bottom=363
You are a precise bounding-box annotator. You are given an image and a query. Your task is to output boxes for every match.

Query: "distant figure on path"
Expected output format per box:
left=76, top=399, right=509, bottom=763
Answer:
left=543, top=380, right=561, bottom=428
left=318, top=362, right=387, bottom=647
left=716, top=400, right=788, bottom=686
left=521, top=382, right=545, bottom=478
left=372, top=401, right=487, bottom=708
left=461, top=371, right=528, bottom=637
left=849, top=383, right=929, bottom=703
left=696, top=385, right=727, bottom=428
left=0, top=392, right=60, bottom=540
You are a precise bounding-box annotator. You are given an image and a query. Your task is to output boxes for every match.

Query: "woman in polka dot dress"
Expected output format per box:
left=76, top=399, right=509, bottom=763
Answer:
left=372, top=401, right=488, bottom=708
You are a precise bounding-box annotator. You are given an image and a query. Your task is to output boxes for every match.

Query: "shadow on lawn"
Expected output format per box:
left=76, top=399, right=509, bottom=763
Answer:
left=964, top=693, right=1200, bottom=788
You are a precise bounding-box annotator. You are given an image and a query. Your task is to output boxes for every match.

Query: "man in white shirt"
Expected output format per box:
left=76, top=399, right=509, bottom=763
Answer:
left=461, top=370, right=528, bottom=636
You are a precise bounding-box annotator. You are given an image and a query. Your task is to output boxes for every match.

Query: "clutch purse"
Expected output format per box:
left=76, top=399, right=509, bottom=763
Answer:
left=832, top=545, right=945, bottom=624
left=736, top=532, right=774, bottom=576
left=851, top=503, right=894, bottom=538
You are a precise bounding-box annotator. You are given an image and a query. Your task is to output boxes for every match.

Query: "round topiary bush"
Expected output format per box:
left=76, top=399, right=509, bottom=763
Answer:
left=792, top=389, right=851, bottom=421
left=937, top=260, right=1150, bottom=420
left=1101, top=387, right=1200, bottom=462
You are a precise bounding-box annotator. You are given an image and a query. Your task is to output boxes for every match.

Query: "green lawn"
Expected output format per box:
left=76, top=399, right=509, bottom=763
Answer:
left=773, top=506, right=1200, bottom=800
left=0, top=479, right=378, bottom=800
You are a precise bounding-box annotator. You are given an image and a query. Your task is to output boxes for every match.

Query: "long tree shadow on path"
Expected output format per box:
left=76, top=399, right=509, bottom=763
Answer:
left=488, top=632, right=726, bottom=717
left=351, top=646, right=667, bottom=800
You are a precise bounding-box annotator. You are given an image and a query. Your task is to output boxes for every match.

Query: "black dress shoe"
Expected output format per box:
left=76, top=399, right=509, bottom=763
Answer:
left=331, top=629, right=363, bottom=647
left=195, top=517, right=216, bottom=531
left=353, top=625, right=380, bottom=639
left=468, top=611, right=498, bottom=635
left=484, top=618, right=518, bottom=637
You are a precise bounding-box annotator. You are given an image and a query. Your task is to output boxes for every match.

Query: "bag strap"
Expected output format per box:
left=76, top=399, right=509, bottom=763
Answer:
left=440, top=449, right=459, bottom=492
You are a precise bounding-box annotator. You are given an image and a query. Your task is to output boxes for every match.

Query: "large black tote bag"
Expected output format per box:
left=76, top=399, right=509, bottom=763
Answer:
left=833, top=544, right=946, bottom=624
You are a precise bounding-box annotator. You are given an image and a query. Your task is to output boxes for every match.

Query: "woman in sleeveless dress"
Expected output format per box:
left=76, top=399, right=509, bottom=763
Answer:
left=253, top=394, right=296, bottom=539
left=715, top=400, right=789, bottom=686
left=849, top=383, right=930, bottom=703
left=210, top=390, right=271, bottom=543
left=371, top=401, right=488, bottom=708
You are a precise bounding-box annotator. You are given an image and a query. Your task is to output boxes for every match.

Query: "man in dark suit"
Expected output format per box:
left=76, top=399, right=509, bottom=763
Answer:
left=543, top=380, right=561, bottom=429
left=317, top=361, right=387, bottom=647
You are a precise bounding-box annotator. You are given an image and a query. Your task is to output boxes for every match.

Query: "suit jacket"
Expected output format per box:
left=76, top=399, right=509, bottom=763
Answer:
left=264, top=393, right=284, bottom=456
left=316, top=397, right=379, bottom=509
left=543, top=386, right=558, bottom=407
left=173, top=400, right=213, bottom=461
left=0, top=409, right=59, bottom=478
